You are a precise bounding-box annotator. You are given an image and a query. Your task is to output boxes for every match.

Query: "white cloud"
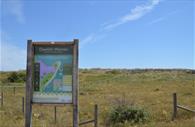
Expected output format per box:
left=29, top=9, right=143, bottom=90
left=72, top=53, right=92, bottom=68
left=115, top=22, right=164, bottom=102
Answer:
left=103, top=0, right=161, bottom=30
left=81, top=0, right=161, bottom=48
left=0, top=32, right=26, bottom=71
left=148, top=17, right=165, bottom=25
left=80, top=32, right=106, bottom=48
left=2, top=0, right=25, bottom=23
left=148, top=10, right=179, bottom=25
left=80, top=34, right=96, bottom=48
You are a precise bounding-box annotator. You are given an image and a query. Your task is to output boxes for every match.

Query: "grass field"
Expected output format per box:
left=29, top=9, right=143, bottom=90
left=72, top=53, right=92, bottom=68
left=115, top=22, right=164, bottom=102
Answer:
left=0, top=69, right=195, bottom=127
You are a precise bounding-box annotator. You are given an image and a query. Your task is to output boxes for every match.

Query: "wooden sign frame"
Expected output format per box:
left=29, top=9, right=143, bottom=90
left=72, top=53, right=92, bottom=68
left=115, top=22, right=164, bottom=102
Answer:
left=25, top=39, right=79, bottom=127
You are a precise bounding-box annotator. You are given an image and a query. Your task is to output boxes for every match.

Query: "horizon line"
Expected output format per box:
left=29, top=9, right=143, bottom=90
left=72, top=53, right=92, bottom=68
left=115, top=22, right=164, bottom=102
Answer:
left=0, top=67, right=194, bottom=72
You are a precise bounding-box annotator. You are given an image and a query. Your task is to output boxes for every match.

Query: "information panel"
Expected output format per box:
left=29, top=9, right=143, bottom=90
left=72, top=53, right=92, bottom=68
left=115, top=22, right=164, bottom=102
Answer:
left=32, top=45, right=73, bottom=103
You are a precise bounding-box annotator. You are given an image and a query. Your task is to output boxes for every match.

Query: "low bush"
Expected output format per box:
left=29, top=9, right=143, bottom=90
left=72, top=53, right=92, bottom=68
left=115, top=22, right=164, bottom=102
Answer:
left=7, top=72, right=26, bottom=83
left=105, top=70, right=121, bottom=75
left=106, top=105, right=149, bottom=126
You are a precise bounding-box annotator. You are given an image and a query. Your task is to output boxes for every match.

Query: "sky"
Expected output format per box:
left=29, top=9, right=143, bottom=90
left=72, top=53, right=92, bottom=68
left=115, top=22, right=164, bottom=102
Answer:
left=0, top=0, right=194, bottom=71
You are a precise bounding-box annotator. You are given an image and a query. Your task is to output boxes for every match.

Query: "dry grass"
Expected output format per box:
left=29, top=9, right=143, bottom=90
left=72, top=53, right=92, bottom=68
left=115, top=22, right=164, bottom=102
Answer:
left=0, top=70, right=195, bottom=127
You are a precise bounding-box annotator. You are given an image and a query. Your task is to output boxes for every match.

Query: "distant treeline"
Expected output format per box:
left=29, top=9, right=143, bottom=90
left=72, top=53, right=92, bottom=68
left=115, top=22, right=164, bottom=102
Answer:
left=0, top=68, right=194, bottom=83
left=80, top=68, right=195, bottom=74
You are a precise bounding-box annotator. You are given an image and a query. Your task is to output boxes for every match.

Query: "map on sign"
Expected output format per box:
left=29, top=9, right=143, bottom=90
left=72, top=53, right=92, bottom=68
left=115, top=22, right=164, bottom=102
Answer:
left=32, top=45, right=73, bottom=103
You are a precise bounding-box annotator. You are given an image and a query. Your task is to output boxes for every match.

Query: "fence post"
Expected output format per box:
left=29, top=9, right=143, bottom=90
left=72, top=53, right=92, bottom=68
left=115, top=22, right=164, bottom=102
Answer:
left=172, top=93, right=177, bottom=121
left=54, top=106, right=57, bottom=123
left=22, top=97, right=24, bottom=114
left=94, top=104, right=98, bottom=127
left=1, top=92, right=3, bottom=107
left=13, top=86, right=16, bottom=95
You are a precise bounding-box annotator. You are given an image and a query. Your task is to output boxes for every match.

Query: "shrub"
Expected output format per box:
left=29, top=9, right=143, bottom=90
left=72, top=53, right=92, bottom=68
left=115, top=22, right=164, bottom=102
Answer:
left=106, top=105, right=149, bottom=126
left=17, top=72, right=26, bottom=82
left=7, top=72, right=19, bottom=82
left=106, top=70, right=120, bottom=75
left=7, top=72, right=26, bottom=83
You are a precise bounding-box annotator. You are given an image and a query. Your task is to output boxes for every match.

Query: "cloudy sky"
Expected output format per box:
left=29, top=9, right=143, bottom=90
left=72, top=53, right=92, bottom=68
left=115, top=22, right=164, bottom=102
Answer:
left=1, top=0, right=194, bottom=71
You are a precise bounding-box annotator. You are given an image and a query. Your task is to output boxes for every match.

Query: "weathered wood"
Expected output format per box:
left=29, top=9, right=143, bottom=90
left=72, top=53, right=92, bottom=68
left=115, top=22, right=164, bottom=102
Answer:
left=172, top=93, right=195, bottom=121
left=32, top=103, right=67, bottom=106
left=73, top=39, right=79, bottom=127
left=177, top=105, right=195, bottom=113
left=24, top=39, right=79, bottom=127
left=13, top=86, right=16, bottom=95
left=32, top=41, right=74, bottom=45
left=22, top=97, right=24, bottom=114
left=94, top=104, right=98, bottom=127
left=79, top=104, right=98, bottom=126
left=172, top=93, right=177, bottom=121
left=79, top=120, right=95, bottom=126
left=1, top=92, right=3, bottom=107
left=25, top=40, right=33, bottom=127
left=54, top=106, right=57, bottom=123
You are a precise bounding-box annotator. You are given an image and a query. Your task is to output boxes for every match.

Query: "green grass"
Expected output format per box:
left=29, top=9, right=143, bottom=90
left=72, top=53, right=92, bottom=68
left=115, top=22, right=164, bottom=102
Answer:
left=0, top=69, right=195, bottom=127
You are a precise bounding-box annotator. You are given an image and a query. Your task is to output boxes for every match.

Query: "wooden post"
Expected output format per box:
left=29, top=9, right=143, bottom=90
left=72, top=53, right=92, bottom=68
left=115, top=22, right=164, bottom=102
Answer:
left=73, top=39, right=79, bottom=127
left=1, top=92, right=3, bottom=107
left=22, top=97, right=24, bottom=114
left=172, top=93, right=177, bottom=121
left=54, top=106, right=57, bottom=123
left=25, top=40, right=33, bottom=127
left=79, top=105, right=98, bottom=126
left=13, top=86, right=16, bottom=95
left=94, top=104, right=98, bottom=127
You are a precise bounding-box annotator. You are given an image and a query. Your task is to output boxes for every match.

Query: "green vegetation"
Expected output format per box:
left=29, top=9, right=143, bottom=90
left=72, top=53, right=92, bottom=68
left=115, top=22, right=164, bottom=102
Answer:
left=106, top=105, right=149, bottom=126
left=0, top=71, right=25, bottom=83
left=0, top=69, right=194, bottom=127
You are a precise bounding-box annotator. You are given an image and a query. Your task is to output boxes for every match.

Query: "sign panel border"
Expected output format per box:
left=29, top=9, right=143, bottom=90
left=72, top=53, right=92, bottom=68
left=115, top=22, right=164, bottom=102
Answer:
left=32, top=42, right=75, bottom=104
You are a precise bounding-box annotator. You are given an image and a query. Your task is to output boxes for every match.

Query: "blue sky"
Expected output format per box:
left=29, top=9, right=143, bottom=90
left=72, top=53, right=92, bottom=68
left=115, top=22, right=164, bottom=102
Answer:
left=0, top=0, right=194, bottom=71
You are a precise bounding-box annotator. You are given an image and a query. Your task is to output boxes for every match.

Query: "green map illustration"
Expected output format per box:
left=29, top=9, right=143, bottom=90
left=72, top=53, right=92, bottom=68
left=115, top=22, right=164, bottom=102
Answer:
left=32, top=45, right=74, bottom=103
left=35, top=55, right=72, bottom=93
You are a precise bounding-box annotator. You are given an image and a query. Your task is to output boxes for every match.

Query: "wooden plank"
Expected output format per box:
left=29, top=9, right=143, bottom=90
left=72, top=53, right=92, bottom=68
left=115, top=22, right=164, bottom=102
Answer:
left=73, top=39, right=79, bottom=127
left=25, top=40, right=33, bottom=127
left=32, top=42, right=74, bottom=45
left=177, top=105, right=195, bottom=113
left=79, top=120, right=94, bottom=126
left=32, top=103, right=68, bottom=106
